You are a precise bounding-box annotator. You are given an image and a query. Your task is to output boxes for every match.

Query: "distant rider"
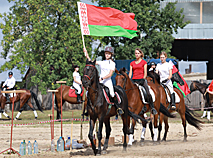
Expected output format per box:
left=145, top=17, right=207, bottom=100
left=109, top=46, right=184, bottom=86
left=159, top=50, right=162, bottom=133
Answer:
left=2, top=71, right=16, bottom=102
left=73, top=65, right=82, bottom=103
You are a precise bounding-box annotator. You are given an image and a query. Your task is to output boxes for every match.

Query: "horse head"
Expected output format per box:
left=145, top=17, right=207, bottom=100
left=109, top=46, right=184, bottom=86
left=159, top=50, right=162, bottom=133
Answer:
left=115, top=67, right=129, bottom=89
left=82, top=59, right=98, bottom=89
left=147, top=70, right=160, bottom=84
left=190, top=81, right=207, bottom=94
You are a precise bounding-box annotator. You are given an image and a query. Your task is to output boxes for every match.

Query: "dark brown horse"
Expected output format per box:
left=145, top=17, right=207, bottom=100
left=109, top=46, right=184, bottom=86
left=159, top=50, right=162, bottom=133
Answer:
left=147, top=71, right=202, bottom=141
left=55, top=85, right=87, bottom=120
left=115, top=68, right=175, bottom=145
left=82, top=60, right=146, bottom=155
left=0, top=89, right=43, bottom=120
left=190, top=81, right=213, bottom=120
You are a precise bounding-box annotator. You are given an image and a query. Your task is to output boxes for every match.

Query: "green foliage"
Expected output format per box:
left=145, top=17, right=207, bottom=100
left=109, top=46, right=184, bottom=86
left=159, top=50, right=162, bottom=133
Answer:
left=0, top=0, right=92, bottom=94
left=93, top=0, right=189, bottom=59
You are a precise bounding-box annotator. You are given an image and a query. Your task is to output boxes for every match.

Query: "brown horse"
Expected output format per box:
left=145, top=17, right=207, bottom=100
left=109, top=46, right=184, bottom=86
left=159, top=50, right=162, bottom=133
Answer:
left=82, top=60, right=146, bottom=155
left=55, top=85, right=87, bottom=120
left=115, top=68, right=175, bottom=145
left=147, top=71, right=202, bottom=141
left=190, top=81, right=213, bottom=120
left=0, top=89, right=43, bottom=120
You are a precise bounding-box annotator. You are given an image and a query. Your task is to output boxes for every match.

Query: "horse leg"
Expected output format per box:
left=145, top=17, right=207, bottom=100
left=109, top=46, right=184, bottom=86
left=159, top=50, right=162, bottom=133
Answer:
left=180, top=113, right=187, bottom=142
left=97, top=117, right=104, bottom=156
left=121, top=112, right=128, bottom=151
left=140, top=120, right=148, bottom=146
left=128, top=118, right=135, bottom=146
left=153, top=114, right=159, bottom=144
left=207, top=111, right=211, bottom=121
left=102, top=118, right=111, bottom=154
left=1, top=103, right=10, bottom=119
left=162, top=116, right=169, bottom=141
left=88, top=118, right=97, bottom=155
left=158, top=113, right=164, bottom=141
left=26, top=100, right=38, bottom=119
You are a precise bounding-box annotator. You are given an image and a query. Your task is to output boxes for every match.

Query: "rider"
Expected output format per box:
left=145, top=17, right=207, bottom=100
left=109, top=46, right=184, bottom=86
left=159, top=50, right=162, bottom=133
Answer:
left=83, top=47, right=124, bottom=115
left=73, top=65, right=82, bottom=103
left=129, top=48, right=157, bottom=115
left=149, top=62, right=156, bottom=71
left=156, top=52, right=176, bottom=110
left=2, top=71, right=16, bottom=103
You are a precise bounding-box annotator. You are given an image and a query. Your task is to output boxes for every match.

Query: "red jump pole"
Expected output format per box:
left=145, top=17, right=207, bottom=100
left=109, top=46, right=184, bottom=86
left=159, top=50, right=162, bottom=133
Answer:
left=56, top=81, right=66, bottom=137
left=47, top=89, right=58, bottom=140
left=0, top=90, right=26, bottom=156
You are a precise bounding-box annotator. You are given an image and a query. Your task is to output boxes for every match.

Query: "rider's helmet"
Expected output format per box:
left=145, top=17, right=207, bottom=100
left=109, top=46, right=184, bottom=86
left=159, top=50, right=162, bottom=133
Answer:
left=8, top=71, right=13, bottom=76
left=104, top=46, right=114, bottom=55
left=150, top=62, right=156, bottom=66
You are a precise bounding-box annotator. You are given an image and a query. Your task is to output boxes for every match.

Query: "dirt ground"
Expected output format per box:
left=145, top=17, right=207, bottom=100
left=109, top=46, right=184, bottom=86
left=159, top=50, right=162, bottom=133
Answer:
left=0, top=119, right=213, bottom=158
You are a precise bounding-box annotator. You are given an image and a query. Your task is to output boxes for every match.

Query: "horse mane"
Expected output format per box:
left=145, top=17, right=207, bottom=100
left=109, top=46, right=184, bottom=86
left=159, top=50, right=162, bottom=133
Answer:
left=118, top=67, right=134, bottom=84
left=193, top=80, right=208, bottom=88
left=147, top=70, right=160, bottom=84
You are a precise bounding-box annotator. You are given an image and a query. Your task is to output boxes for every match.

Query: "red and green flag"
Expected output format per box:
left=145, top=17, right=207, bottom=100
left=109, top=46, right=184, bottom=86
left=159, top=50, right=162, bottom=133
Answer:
left=77, top=2, right=138, bottom=39
left=169, top=61, right=191, bottom=97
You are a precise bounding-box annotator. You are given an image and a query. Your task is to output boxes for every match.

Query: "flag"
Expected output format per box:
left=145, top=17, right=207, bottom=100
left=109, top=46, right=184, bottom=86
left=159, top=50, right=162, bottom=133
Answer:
left=169, top=61, right=191, bottom=97
left=77, top=2, right=138, bottom=39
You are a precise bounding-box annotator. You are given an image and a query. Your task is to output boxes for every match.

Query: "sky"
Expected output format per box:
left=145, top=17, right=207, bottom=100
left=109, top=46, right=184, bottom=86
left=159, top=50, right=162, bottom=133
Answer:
left=0, top=0, right=207, bottom=82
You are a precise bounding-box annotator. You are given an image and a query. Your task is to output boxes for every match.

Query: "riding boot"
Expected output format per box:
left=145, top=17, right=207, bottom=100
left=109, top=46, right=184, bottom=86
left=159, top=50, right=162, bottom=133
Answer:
left=113, top=97, right=124, bottom=115
left=77, top=94, right=81, bottom=103
left=148, top=94, right=157, bottom=115
left=171, top=93, right=176, bottom=110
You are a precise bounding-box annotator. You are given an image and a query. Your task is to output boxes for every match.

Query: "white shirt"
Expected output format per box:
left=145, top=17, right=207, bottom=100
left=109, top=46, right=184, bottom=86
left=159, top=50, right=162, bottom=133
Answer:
left=156, top=62, right=173, bottom=81
left=73, top=72, right=81, bottom=85
left=3, top=76, right=16, bottom=88
left=96, top=60, right=115, bottom=81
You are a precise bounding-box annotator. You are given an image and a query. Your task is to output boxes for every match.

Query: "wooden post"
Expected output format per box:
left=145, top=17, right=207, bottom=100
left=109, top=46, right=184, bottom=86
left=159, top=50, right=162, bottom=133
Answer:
left=56, top=81, right=66, bottom=137
left=0, top=90, right=26, bottom=156
left=70, top=111, right=74, bottom=151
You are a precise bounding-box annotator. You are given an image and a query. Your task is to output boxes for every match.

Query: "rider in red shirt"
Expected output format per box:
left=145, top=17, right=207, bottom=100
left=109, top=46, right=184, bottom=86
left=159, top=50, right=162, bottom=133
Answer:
left=207, top=80, right=213, bottom=94
left=129, top=48, right=157, bottom=115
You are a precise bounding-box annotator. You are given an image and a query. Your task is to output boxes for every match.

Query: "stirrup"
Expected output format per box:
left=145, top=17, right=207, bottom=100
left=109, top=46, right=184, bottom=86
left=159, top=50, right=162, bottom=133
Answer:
left=117, top=108, right=124, bottom=115
left=151, top=108, right=158, bottom=115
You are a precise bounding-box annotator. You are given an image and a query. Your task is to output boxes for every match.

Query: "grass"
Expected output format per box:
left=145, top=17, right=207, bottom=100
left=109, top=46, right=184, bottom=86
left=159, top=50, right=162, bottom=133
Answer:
left=0, top=109, right=210, bottom=126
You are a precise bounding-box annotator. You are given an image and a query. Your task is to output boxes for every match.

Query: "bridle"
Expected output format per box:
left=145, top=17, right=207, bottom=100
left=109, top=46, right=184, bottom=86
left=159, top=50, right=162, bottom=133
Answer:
left=117, top=73, right=137, bottom=92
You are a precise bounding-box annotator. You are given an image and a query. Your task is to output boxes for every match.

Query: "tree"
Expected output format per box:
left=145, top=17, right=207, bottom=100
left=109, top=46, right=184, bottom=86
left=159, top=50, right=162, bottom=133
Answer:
left=0, top=0, right=92, bottom=93
left=93, top=0, right=189, bottom=59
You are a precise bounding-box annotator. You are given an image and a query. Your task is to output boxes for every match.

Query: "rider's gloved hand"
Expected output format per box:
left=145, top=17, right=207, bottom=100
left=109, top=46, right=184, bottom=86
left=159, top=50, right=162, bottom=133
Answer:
left=162, top=78, right=169, bottom=83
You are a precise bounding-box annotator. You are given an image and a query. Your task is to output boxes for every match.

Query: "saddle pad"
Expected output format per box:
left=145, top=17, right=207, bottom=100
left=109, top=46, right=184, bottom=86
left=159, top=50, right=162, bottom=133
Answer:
left=69, top=87, right=84, bottom=97
left=103, top=89, right=121, bottom=105
left=138, top=85, right=155, bottom=104
left=165, top=90, right=180, bottom=103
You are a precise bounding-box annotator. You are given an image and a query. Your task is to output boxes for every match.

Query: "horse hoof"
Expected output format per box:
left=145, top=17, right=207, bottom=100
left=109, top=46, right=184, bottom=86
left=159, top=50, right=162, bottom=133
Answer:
left=101, top=150, right=107, bottom=155
left=183, top=139, right=187, bottom=142
left=153, top=141, right=159, bottom=146
left=96, top=151, right=101, bottom=156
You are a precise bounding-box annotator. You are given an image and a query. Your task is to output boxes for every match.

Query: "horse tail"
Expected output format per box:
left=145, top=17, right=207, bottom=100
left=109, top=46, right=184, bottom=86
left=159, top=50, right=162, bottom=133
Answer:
left=128, top=109, right=148, bottom=124
left=159, top=103, right=176, bottom=118
left=185, top=105, right=203, bottom=130
left=30, top=91, right=43, bottom=112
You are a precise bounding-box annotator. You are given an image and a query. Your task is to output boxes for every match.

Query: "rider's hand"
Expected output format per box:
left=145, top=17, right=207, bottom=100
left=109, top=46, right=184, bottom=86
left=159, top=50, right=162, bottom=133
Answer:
left=162, top=78, right=169, bottom=83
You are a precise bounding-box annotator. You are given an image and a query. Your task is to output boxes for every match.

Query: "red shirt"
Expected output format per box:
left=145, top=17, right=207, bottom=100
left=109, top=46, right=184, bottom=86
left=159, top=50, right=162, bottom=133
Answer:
left=130, top=59, right=147, bottom=79
left=208, top=80, right=213, bottom=91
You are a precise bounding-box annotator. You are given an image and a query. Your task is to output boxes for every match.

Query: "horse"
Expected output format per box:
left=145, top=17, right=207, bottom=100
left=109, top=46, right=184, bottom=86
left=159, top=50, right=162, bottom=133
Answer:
left=82, top=59, right=146, bottom=155
left=54, top=85, right=87, bottom=120
left=190, top=81, right=212, bottom=121
left=115, top=68, right=175, bottom=145
left=0, top=89, right=43, bottom=120
left=147, top=71, right=203, bottom=141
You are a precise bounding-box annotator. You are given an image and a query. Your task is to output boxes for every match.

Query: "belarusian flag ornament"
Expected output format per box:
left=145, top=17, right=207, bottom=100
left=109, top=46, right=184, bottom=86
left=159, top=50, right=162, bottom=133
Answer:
left=77, top=2, right=138, bottom=39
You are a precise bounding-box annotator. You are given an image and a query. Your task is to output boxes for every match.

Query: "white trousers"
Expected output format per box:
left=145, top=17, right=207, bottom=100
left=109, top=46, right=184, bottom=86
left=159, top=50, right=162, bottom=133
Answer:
left=73, top=83, right=81, bottom=94
left=162, top=80, right=174, bottom=94
left=100, top=78, right=115, bottom=97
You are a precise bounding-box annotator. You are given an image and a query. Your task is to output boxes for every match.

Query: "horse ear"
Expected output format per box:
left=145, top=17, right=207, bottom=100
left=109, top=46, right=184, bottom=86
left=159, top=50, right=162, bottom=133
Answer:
left=115, top=68, right=119, bottom=74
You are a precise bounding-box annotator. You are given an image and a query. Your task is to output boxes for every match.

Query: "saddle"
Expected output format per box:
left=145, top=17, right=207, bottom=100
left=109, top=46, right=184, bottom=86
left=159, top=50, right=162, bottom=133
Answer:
left=160, top=83, right=180, bottom=103
left=135, top=83, right=155, bottom=104
left=101, top=85, right=121, bottom=105
left=69, top=86, right=84, bottom=97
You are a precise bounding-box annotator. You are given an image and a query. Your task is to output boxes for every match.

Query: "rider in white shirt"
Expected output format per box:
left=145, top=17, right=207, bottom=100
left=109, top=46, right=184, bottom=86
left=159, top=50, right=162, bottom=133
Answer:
left=2, top=71, right=16, bottom=102
left=83, top=47, right=124, bottom=115
left=73, top=65, right=82, bottom=103
left=156, top=52, right=176, bottom=110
